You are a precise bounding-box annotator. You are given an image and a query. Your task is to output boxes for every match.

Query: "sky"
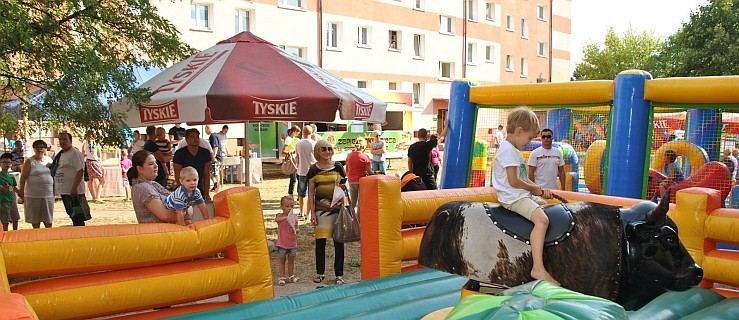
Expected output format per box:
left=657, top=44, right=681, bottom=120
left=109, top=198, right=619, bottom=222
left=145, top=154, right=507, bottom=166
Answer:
left=570, top=0, right=710, bottom=73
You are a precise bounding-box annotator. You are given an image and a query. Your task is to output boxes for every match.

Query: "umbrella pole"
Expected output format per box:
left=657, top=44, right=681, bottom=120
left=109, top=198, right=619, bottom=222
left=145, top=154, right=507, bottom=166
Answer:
left=244, top=121, right=251, bottom=186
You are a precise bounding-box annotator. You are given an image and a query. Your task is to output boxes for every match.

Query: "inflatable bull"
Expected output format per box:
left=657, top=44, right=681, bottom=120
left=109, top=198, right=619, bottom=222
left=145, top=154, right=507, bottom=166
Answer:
left=418, top=193, right=703, bottom=309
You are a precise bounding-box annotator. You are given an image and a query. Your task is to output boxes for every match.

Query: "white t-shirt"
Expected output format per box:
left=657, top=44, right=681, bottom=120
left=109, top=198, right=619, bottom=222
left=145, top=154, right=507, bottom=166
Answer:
left=295, top=138, right=316, bottom=176
left=55, top=147, right=86, bottom=196
left=493, top=140, right=531, bottom=204
left=495, top=130, right=505, bottom=146
left=131, top=140, right=146, bottom=155
left=82, top=141, right=100, bottom=161
left=528, top=146, right=565, bottom=189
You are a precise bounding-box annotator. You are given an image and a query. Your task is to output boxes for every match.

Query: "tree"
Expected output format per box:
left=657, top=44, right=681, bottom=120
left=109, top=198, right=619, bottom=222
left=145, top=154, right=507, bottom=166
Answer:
left=572, top=27, right=664, bottom=81
left=0, top=0, right=194, bottom=146
left=657, top=0, right=739, bottom=77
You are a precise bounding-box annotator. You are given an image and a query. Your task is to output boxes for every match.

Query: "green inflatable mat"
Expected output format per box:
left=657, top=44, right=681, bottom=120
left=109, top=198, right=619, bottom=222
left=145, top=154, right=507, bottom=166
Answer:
left=168, top=269, right=467, bottom=320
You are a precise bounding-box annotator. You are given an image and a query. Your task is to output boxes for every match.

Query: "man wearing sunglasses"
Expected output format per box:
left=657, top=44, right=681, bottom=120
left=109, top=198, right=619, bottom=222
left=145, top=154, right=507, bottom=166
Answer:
left=527, top=129, right=566, bottom=190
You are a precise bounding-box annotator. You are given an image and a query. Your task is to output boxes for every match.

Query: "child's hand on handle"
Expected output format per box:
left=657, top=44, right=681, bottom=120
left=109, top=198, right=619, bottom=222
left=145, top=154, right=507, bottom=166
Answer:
left=540, top=189, right=553, bottom=199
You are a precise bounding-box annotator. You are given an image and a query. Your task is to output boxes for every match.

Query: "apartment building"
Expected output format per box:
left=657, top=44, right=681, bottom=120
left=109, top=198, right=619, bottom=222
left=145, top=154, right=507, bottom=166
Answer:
left=151, top=0, right=571, bottom=130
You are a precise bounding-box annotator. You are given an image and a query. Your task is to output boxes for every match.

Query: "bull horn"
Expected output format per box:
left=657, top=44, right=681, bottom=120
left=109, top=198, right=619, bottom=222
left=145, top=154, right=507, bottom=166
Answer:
left=646, top=188, right=670, bottom=224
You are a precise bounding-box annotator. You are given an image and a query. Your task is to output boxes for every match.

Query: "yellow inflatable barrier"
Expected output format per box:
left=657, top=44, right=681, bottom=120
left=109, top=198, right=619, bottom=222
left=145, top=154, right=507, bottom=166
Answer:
left=650, top=141, right=708, bottom=172
left=0, top=186, right=272, bottom=320
left=584, top=140, right=607, bottom=195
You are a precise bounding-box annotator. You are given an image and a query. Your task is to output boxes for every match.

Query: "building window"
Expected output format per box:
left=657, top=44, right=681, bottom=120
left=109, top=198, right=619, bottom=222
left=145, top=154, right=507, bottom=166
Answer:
left=440, top=15, right=455, bottom=34
left=439, top=62, right=454, bottom=80
left=389, top=82, right=398, bottom=90
left=234, top=9, right=250, bottom=33
left=537, top=5, right=548, bottom=21
left=467, top=42, right=477, bottom=65
left=505, top=54, right=514, bottom=71
left=485, top=45, right=496, bottom=63
left=467, top=0, right=477, bottom=21
left=358, top=26, right=371, bottom=47
left=485, top=2, right=496, bottom=21
left=413, top=34, right=424, bottom=59
left=414, top=0, right=425, bottom=10
left=190, top=3, right=210, bottom=29
left=413, top=83, right=421, bottom=105
left=388, top=30, right=401, bottom=50
left=521, top=19, right=529, bottom=39
left=326, top=22, right=342, bottom=49
left=537, top=42, right=548, bottom=57
left=279, top=45, right=305, bottom=59
left=505, top=15, right=514, bottom=31
left=520, top=57, right=528, bottom=77
left=357, top=80, right=368, bottom=88
left=278, top=0, right=305, bottom=9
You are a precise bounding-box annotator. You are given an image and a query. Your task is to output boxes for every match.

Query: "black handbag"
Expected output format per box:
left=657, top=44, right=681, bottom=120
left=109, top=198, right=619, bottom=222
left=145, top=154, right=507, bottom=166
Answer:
left=333, top=190, right=360, bottom=243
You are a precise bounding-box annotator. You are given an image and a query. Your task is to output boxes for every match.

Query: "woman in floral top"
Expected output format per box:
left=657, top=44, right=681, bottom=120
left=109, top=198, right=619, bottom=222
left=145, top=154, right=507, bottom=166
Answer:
left=128, top=150, right=183, bottom=224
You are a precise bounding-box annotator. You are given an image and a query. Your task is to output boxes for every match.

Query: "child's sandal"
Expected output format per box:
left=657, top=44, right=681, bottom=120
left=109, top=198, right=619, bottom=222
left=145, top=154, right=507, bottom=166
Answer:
left=289, top=275, right=300, bottom=283
left=313, top=275, right=325, bottom=283
left=334, top=276, right=344, bottom=285
left=278, top=277, right=286, bottom=286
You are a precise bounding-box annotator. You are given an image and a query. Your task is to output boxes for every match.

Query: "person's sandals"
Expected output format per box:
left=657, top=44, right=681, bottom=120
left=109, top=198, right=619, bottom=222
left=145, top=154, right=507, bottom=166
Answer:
left=313, top=275, right=325, bottom=283
left=289, top=275, right=300, bottom=283
left=278, top=277, right=286, bottom=286
left=334, top=276, right=344, bottom=285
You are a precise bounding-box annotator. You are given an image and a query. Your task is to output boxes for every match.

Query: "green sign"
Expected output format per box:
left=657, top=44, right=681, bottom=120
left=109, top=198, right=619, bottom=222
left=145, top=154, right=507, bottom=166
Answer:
left=318, top=131, right=410, bottom=153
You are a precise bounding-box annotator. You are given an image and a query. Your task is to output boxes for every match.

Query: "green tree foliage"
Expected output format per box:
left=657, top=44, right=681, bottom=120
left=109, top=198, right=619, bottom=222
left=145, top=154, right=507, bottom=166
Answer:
left=0, top=0, right=194, bottom=146
left=657, top=0, right=739, bottom=77
left=573, top=27, right=664, bottom=80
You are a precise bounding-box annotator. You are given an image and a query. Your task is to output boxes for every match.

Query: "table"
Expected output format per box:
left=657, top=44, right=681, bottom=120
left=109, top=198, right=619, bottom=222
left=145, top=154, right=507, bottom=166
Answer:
left=219, top=156, right=262, bottom=185
left=95, top=165, right=125, bottom=197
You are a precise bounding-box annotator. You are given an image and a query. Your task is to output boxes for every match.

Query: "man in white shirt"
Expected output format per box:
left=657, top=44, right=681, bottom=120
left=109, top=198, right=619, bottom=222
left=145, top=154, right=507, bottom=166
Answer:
left=295, top=125, right=317, bottom=217
left=494, top=125, right=505, bottom=149
left=54, top=132, right=88, bottom=226
left=528, top=129, right=566, bottom=190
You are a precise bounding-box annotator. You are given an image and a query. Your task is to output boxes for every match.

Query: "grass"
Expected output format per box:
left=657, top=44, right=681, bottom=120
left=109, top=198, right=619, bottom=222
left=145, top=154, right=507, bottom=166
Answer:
left=10, top=158, right=410, bottom=295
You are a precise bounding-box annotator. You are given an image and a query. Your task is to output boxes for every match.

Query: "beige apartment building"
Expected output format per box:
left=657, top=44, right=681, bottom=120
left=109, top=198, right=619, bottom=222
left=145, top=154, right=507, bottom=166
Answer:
left=151, top=0, right=571, bottom=130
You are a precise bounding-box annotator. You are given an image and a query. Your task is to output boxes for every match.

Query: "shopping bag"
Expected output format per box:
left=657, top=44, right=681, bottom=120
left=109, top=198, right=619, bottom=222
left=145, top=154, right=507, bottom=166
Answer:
left=281, top=152, right=298, bottom=175
left=64, top=195, right=92, bottom=222
left=333, top=191, right=360, bottom=243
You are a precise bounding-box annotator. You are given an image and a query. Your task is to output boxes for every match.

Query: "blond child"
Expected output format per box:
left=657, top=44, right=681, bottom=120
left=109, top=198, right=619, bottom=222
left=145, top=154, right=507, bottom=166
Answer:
left=154, top=127, right=173, bottom=175
left=276, top=195, right=299, bottom=286
left=163, top=166, right=209, bottom=225
left=492, top=107, right=558, bottom=285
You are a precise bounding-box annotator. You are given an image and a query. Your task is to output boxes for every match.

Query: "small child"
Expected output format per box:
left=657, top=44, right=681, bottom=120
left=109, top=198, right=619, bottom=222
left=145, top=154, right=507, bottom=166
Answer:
left=492, top=107, right=558, bottom=285
left=0, top=153, right=20, bottom=231
left=120, top=149, right=132, bottom=202
left=276, top=195, right=299, bottom=286
left=154, top=127, right=173, bottom=175
left=659, top=149, right=685, bottom=194
left=163, top=167, right=210, bottom=225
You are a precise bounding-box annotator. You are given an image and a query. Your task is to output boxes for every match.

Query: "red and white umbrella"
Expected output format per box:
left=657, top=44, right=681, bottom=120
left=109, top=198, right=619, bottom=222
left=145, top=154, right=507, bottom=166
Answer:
left=112, top=32, right=386, bottom=127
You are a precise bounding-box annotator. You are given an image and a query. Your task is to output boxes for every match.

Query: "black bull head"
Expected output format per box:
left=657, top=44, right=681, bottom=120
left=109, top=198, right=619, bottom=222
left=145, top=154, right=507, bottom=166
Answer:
left=418, top=194, right=702, bottom=307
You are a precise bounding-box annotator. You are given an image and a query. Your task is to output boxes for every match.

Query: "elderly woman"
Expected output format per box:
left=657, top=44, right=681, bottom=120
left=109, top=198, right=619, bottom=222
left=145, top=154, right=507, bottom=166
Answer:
left=128, top=150, right=184, bottom=224
left=17, top=140, right=54, bottom=228
left=307, top=139, right=347, bottom=285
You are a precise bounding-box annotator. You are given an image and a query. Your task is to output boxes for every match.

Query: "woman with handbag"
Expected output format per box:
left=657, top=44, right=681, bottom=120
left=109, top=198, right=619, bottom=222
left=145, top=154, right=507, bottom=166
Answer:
left=306, top=139, right=347, bottom=285
left=282, top=126, right=300, bottom=197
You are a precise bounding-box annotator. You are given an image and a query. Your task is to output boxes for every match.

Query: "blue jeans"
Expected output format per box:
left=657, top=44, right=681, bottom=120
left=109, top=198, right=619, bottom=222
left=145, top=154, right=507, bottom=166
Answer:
left=288, top=173, right=297, bottom=195
left=371, top=160, right=386, bottom=174
left=298, top=175, right=309, bottom=197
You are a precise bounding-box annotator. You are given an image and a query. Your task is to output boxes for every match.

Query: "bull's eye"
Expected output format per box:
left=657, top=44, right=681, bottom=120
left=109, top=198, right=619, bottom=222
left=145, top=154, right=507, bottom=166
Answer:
left=661, top=234, right=678, bottom=246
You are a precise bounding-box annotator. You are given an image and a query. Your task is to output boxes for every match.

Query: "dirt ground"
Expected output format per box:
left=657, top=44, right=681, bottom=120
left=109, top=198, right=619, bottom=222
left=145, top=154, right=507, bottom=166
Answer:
left=12, top=159, right=410, bottom=298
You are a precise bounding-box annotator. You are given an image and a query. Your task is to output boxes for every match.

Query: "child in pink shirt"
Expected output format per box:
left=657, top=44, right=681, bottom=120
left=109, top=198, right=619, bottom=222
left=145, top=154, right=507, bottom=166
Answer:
left=276, top=195, right=299, bottom=286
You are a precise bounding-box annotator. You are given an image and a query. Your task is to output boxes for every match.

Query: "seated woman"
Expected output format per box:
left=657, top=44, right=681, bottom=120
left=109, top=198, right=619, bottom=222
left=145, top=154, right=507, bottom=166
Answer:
left=128, top=150, right=187, bottom=224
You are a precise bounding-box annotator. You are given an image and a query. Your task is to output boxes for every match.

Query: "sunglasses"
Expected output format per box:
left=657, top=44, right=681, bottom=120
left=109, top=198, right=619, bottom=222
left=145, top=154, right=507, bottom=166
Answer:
left=541, top=135, right=553, bottom=139
left=319, top=147, right=334, bottom=152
